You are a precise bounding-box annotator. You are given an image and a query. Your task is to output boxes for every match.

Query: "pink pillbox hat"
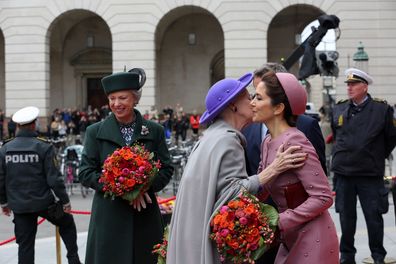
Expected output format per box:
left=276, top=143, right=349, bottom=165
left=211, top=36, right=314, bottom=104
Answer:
left=275, top=73, right=307, bottom=115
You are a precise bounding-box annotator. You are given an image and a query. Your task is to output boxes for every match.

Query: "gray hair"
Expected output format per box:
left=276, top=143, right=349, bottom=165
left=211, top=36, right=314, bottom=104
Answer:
left=132, top=89, right=142, bottom=104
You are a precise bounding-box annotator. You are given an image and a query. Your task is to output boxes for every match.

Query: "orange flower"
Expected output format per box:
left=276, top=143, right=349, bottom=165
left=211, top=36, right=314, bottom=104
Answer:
left=246, top=228, right=259, bottom=242
left=213, top=214, right=222, bottom=225
left=126, top=179, right=136, bottom=188
left=112, top=166, right=122, bottom=175
left=219, top=216, right=229, bottom=229
left=229, top=222, right=235, bottom=230
left=228, top=200, right=239, bottom=209
left=244, top=204, right=256, bottom=215
left=227, top=239, right=239, bottom=249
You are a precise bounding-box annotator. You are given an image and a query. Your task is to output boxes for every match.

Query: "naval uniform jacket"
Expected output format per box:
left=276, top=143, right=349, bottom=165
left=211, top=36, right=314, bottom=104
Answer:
left=331, top=94, right=396, bottom=177
left=78, top=110, right=173, bottom=264
left=0, top=129, right=69, bottom=213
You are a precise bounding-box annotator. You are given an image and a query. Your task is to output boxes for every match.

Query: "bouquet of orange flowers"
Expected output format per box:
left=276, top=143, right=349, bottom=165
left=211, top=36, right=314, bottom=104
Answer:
left=210, top=190, right=278, bottom=264
left=99, top=144, right=161, bottom=202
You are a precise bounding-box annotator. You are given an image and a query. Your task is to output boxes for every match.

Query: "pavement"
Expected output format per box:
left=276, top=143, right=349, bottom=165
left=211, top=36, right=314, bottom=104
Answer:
left=1, top=182, right=396, bottom=263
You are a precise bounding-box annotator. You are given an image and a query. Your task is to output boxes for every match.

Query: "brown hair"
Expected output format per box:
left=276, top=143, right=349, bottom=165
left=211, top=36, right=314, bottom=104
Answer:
left=254, top=63, right=287, bottom=78
left=261, top=71, right=297, bottom=126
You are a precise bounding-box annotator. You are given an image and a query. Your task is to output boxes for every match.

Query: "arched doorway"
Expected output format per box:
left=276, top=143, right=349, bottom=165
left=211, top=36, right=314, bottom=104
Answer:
left=267, top=5, right=324, bottom=76
left=155, top=6, right=224, bottom=114
left=48, top=10, right=112, bottom=113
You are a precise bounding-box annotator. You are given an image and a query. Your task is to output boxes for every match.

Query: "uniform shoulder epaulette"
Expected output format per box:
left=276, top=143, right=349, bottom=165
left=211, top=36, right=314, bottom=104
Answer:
left=336, top=99, right=348, bottom=104
left=36, top=137, right=50, bottom=143
left=1, top=137, right=14, bottom=145
left=373, top=97, right=387, bottom=104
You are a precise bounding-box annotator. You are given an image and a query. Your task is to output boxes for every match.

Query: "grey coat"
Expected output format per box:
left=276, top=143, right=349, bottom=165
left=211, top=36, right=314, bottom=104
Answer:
left=166, top=120, right=260, bottom=264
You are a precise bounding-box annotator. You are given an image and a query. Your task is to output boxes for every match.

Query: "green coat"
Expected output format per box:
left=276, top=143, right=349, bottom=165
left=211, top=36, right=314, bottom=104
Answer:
left=79, top=110, right=173, bottom=264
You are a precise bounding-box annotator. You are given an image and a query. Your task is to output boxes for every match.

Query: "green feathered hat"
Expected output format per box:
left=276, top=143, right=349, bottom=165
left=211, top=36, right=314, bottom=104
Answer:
left=101, top=68, right=146, bottom=95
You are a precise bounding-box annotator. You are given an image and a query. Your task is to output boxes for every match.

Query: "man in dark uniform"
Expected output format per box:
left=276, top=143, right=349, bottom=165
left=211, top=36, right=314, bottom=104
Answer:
left=0, top=106, right=81, bottom=264
left=331, top=68, right=396, bottom=264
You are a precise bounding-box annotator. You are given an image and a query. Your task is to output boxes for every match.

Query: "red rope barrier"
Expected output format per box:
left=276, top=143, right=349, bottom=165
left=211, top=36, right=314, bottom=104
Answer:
left=69, top=210, right=91, bottom=215
left=0, top=218, right=46, bottom=246
left=0, top=196, right=176, bottom=246
left=0, top=236, right=16, bottom=246
left=157, top=196, right=176, bottom=204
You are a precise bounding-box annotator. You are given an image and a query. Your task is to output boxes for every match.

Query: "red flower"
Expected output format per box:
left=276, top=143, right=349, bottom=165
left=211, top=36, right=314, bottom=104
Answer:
left=152, top=226, right=169, bottom=262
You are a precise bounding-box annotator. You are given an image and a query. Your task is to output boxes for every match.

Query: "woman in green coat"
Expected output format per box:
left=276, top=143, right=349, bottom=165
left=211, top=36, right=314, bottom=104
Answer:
left=79, top=68, right=173, bottom=264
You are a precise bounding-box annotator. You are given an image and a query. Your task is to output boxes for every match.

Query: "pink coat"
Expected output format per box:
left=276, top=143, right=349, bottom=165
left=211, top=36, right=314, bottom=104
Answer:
left=259, top=127, right=339, bottom=264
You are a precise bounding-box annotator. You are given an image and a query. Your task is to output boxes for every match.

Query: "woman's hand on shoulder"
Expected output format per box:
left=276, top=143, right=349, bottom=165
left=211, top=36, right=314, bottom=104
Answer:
left=258, top=144, right=307, bottom=185
left=273, top=143, right=307, bottom=173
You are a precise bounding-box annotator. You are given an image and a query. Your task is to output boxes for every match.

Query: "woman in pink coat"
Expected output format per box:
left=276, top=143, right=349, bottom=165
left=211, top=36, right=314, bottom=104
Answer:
left=251, top=71, right=339, bottom=264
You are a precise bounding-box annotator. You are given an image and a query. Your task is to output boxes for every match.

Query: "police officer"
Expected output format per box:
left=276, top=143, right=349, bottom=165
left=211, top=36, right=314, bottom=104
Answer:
left=331, top=68, right=396, bottom=264
left=0, top=106, right=81, bottom=264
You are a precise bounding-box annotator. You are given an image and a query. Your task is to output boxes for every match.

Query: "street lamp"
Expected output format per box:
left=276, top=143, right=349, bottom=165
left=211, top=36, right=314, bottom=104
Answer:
left=353, top=42, right=369, bottom=73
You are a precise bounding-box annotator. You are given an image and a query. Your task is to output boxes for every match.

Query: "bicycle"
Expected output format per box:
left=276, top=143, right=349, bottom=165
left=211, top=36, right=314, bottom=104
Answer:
left=64, top=160, right=78, bottom=196
left=167, top=139, right=197, bottom=195
left=61, top=146, right=91, bottom=198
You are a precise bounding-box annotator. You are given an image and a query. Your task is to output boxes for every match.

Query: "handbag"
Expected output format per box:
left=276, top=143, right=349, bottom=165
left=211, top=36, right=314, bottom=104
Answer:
left=48, top=201, right=64, bottom=219
left=283, top=181, right=309, bottom=209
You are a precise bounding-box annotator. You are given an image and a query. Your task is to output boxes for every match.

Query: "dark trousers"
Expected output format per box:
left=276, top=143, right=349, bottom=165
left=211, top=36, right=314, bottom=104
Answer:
left=335, top=175, right=388, bottom=262
left=13, top=209, right=80, bottom=264
left=181, top=129, right=187, bottom=141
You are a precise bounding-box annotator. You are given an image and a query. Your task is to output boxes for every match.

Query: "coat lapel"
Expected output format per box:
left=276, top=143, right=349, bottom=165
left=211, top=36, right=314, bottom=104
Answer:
left=132, top=111, right=158, bottom=144
left=96, top=114, right=125, bottom=147
left=131, top=110, right=144, bottom=143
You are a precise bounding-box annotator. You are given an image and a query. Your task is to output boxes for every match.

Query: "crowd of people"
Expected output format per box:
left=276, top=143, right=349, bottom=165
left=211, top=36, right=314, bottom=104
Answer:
left=143, top=104, right=201, bottom=145
left=0, top=103, right=202, bottom=148
left=1, top=65, right=395, bottom=264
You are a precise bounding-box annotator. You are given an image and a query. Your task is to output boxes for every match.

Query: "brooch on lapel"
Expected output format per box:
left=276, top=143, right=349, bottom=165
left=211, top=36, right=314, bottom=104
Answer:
left=141, top=125, right=149, bottom=135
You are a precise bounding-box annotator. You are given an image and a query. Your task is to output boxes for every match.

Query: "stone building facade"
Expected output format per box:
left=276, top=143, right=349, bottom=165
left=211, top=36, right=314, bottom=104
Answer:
left=0, top=0, right=395, bottom=121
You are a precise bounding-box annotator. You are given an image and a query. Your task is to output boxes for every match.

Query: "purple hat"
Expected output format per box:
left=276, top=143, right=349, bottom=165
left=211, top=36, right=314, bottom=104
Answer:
left=200, top=73, right=253, bottom=124
left=275, top=73, right=307, bottom=115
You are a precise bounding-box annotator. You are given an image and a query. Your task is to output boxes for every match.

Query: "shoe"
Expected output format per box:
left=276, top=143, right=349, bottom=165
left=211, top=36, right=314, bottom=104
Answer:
left=340, top=259, right=356, bottom=264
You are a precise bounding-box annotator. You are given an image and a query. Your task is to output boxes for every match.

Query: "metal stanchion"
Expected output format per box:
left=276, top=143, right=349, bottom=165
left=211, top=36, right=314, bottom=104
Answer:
left=56, top=226, right=62, bottom=264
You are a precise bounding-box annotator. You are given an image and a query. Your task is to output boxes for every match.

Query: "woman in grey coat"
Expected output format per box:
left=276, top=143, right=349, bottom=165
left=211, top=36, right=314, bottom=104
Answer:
left=166, top=73, right=307, bottom=264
